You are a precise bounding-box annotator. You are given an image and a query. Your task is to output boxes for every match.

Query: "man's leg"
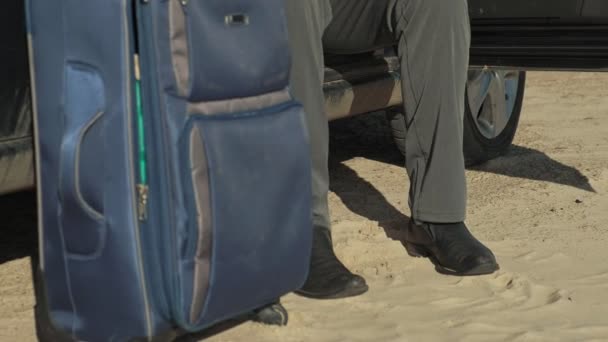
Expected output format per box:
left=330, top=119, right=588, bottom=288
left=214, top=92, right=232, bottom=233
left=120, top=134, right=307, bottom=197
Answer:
left=388, top=0, right=470, bottom=223
left=285, top=0, right=368, bottom=299
left=324, top=0, right=499, bottom=275
left=324, top=0, right=468, bottom=217
left=389, top=0, right=498, bottom=276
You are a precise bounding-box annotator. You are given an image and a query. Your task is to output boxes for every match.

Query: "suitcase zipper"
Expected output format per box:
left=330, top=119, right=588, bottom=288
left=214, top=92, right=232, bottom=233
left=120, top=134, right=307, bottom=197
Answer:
left=134, top=54, right=149, bottom=221
left=128, top=0, right=154, bottom=337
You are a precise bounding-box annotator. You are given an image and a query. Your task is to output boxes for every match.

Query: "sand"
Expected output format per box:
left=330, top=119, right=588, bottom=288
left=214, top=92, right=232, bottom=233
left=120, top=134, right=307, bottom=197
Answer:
left=1, top=72, right=607, bottom=342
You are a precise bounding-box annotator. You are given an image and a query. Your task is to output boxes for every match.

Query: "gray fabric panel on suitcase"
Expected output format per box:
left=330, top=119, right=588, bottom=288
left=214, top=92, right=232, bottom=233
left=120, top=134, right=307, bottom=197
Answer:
left=186, top=88, right=291, bottom=116
left=189, top=125, right=212, bottom=323
left=169, top=0, right=189, bottom=98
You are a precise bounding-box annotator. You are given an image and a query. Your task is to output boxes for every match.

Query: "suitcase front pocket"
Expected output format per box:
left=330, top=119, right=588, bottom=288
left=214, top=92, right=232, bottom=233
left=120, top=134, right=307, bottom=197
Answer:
left=163, top=0, right=291, bottom=102
left=175, top=102, right=312, bottom=329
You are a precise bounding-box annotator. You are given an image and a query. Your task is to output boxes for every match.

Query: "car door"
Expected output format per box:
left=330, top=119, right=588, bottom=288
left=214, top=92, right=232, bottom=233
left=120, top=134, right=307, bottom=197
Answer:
left=0, top=0, right=35, bottom=194
left=468, top=0, right=608, bottom=70
left=1, top=0, right=31, bottom=141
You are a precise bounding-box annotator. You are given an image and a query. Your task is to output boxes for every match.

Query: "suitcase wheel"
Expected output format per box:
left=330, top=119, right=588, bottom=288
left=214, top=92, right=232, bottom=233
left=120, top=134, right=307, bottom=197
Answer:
left=252, top=302, right=288, bottom=326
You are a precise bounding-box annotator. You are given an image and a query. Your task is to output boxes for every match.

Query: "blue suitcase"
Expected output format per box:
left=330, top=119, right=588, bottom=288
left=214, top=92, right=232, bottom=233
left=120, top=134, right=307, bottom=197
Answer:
left=27, top=0, right=312, bottom=340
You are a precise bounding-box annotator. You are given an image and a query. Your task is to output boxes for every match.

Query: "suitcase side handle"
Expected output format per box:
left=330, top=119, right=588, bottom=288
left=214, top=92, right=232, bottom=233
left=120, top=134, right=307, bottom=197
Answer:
left=57, top=63, right=107, bottom=259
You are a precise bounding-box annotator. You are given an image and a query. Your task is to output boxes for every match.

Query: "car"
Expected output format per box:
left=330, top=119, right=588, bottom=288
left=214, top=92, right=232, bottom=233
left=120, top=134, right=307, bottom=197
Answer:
left=2, top=0, right=608, bottom=194
left=323, top=0, right=608, bottom=166
left=0, top=0, right=35, bottom=195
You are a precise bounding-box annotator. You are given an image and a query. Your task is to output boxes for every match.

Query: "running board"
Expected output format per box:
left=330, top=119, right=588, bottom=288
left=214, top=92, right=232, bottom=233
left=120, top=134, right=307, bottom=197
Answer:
left=323, top=53, right=402, bottom=121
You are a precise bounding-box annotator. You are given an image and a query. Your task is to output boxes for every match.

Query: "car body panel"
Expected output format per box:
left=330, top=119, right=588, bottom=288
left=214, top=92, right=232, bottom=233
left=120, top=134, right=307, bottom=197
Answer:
left=469, top=0, right=608, bottom=70
left=0, top=0, right=35, bottom=195
left=469, top=0, right=582, bottom=19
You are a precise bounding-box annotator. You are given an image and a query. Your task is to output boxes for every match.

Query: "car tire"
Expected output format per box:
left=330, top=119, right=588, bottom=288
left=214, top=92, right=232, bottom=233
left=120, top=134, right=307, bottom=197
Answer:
left=387, top=70, right=526, bottom=167
left=463, top=70, right=526, bottom=166
left=386, top=108, right=407, bottom=157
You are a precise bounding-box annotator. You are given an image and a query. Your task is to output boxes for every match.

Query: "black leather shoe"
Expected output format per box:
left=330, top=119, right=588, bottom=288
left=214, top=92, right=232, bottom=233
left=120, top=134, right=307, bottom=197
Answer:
left=295, top=227, right=368, bottom=299
left=403, top=221, right=499, bottom=276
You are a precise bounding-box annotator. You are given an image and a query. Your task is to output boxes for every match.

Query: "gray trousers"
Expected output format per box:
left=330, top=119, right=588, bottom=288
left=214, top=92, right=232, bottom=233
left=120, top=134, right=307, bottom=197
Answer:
left=285, top=0, right=471, bottom=230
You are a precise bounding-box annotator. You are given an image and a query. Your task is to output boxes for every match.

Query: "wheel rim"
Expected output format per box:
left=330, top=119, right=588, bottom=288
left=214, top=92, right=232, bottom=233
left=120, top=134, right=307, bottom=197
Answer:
left=467, top=69, right=520, bottom=139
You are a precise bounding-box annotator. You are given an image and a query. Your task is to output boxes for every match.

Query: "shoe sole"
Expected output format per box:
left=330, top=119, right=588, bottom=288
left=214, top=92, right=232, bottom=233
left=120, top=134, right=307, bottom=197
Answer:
left=294, top=283, right=369, bottom=300
left=404, top=242, right=500, bottom=276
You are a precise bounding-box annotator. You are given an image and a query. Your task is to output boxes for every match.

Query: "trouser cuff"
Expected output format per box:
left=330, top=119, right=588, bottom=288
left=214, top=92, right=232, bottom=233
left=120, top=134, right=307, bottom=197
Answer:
left=413, top=210, right=466, bottom=224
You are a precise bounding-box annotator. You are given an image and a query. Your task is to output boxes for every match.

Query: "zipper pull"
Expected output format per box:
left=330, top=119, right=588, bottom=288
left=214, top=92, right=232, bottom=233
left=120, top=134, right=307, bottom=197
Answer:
left=134, top=53, right=149, bottom=221
left=134, top=54, right=142, bottom=82
left=137, top=183, right=149, bottom=221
